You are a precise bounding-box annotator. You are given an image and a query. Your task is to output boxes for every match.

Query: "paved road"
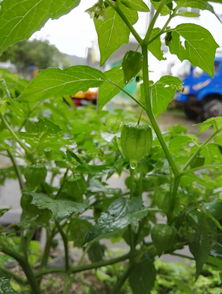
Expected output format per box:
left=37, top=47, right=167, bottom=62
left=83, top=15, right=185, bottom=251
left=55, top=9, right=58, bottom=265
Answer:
left=158, top=110, right=211, bottom=140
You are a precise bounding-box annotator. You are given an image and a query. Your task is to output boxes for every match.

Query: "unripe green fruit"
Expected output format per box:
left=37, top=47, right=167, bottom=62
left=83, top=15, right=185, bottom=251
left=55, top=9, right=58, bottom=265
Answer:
left=120, top=123, right=152, bottom=162
left=151, top=224, right=176, bottom=255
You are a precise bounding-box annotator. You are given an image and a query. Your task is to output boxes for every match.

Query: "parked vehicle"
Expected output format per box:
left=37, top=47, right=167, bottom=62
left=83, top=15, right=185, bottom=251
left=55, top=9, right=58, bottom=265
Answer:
left=70, top=88, right=97, bottom=106
left=176, top=57, right=222, bottom=120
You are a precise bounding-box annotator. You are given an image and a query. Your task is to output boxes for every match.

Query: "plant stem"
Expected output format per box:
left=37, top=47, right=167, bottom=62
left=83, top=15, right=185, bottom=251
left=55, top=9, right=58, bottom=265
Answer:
left=141, top=46, right=179, bottom=177
left=55, top=168, right=69, bottom=198
left=105, top=0, right=143, bottom=45
left=36, top=253, right=130, bottom=277
left=1, top=247, right=40, bottom=294
left=6, top=149, right=24, bottom=191
left=63, top=275, right=74, bottom=294
left=111, top=265, right=132, bottom=294
left=144, top=0, right=168, bottom=45
left=40, top=228, right=56, bottom=268
left=18, top=101, right=42, bottom=131
left=147, top=12, right=175, bottom=46
left=0, top=79, right=11, bottom=98
left=182, top=163, right=222, bottom=174
left=183, top=127, right=222, bottom=171
left=0, top=113, right=30, bottom=155
left=0, top=266, right=26, bottom=285
left=168, top=175, right=181, bottom=222
left=171, top=252, right=194, bottom=261
left=56, top=221, right=70, bottom=272
left=107, top=79, right=146, bottom=111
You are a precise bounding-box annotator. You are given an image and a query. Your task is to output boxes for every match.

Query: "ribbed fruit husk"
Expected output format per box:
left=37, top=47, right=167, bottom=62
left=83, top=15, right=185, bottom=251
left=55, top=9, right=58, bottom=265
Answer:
left=120, top=123, right=152, bottom=162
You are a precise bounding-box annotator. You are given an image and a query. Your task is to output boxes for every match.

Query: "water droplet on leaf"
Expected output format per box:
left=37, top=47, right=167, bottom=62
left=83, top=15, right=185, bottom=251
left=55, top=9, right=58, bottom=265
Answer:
left=130, top=161, right=137, bottom=170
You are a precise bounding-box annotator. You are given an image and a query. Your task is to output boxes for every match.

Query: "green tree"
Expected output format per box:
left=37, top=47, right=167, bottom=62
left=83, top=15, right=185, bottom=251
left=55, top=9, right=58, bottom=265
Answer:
left=0, top=39, right=70, bottom=72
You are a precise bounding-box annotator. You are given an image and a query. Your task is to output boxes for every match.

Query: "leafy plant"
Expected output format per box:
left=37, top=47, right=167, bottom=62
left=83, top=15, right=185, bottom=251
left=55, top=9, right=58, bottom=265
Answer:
left=0, top=0, right=222, bottom=294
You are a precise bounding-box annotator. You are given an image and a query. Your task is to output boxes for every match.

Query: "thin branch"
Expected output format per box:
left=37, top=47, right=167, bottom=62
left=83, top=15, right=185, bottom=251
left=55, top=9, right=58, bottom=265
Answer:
left=56, top=222, right=70, bottom=272
left=55, top=168, right=69, bottom=199
left=144, top=0, right=168, bottom=45
left=1, top=247, right=40, bottom=294
left=63, top=274, right=74, bottom=294
left=183, top=127, right=222, bottom=171
left=168, top=175, right=181, bottom=222
left=0, top=113, right=30, bottom=155
left=6, top=149, right=24, bottom=191
left=111, top=265, right=132, bottom=294
left=106, top=79, right=146, bottom=111
left=0, top=266, right=26, bottom=285
left=36, top=253, right=130, bottom=278
left=40, top=227, right=56, bottom=268
left=142, top=45, right=179, bottom=177
left=0, top=79, right=11, bottom=99
left=105, top=0, right=143, bottom=45
left=183, top=163, right=222, bottom=174
left=147, top=12, right=175, bottom=46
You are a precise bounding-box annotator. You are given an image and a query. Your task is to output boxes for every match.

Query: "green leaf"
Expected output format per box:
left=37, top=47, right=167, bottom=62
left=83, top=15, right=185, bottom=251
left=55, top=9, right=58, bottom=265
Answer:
left=21, top=193, right=51, bottom=226
left=151, top=76, right=182, bottom=116
left=26, top=192, right=86, bottom=220
left=25, top=118, right=61, bottom=134
left=122, top=51, right=143, bottom=83
left=197, top=117, right=222, bottom=133
left=120, top=0, right=150, bottom=12
left=24, top=165, right=47, bottom=189
left=176, top=0, right=221, bottom=24
left=59, top=175, right=87, bottom=202
left=0, top=0, right=80, bottom=53
left=98, top=66, right=125, bottom=109
left=68, top=218, right=92, bottom=247
left=50, top=0, right=80, bottom=19
left=176, top=11, right=200, bottom=17
left=0, top=208, right=9, bottom=218
left=0, top=69, right=28, bottom=95
left=168, top=24, right=219, bottom=76
left=151, top=0, right=171, bottom=15
left=20, top=66, right=105, bottom=101
left=0, top=277, right=18, bottom=294
left=88, top=242, right=105, bottom=262
left=207, top=256, right=222, bottom=270
left=88, top=197, right=148, bottom=240
left=189, top=213, right=214, bottom=277
left=175, top=0, right=214, bottom=12
left=94, top=4, right=138, bottom=64
left=148, top=28, right=165, bottom=60
left=129, top=257, right=156, bottom=294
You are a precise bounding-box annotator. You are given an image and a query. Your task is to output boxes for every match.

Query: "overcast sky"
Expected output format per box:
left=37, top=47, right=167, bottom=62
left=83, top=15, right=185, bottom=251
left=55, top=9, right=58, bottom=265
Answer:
left=32, top=0, right=99, bottom=57
left=31, top=1, right=222, bottom=58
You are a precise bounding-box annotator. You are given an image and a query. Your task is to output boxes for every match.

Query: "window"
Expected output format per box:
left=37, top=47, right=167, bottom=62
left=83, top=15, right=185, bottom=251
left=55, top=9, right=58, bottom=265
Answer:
left=214, top=61, right=220, bottom=74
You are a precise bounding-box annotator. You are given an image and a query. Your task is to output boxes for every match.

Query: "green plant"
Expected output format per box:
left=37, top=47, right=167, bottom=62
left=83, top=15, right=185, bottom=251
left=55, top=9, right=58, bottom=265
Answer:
left=0, top=0, right=222, bottom=293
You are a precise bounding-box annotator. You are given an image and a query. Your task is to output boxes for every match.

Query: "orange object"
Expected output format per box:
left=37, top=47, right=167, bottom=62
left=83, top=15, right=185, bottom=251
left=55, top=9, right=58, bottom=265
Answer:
left=71, top=88, right=98, bottom=101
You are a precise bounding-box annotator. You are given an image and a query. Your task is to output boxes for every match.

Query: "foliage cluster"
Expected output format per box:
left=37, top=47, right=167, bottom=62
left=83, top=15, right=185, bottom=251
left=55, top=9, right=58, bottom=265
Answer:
left=0, top=40, right=71, bottom=72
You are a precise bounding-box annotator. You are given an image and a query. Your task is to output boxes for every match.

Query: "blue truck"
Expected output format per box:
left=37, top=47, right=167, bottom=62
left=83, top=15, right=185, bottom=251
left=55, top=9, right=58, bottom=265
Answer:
left=176, top=57, right=222, bottom=120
